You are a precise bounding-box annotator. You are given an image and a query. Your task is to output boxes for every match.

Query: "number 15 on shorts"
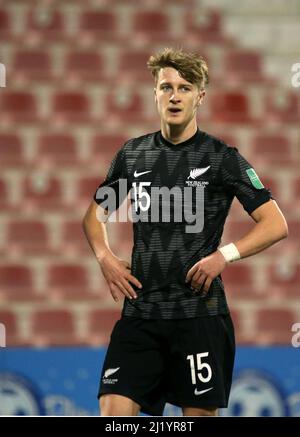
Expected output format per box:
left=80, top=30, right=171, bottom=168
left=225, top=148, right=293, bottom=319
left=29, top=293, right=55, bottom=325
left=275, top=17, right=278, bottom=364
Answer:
left=187, top=352, right=212, bottom=384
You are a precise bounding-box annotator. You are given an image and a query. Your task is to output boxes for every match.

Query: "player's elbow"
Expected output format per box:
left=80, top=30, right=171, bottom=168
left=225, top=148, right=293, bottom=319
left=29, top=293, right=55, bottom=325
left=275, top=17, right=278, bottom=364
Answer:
left=280, top=220, right=289, bottom=239
left=273, top=217, right=289, bottom=242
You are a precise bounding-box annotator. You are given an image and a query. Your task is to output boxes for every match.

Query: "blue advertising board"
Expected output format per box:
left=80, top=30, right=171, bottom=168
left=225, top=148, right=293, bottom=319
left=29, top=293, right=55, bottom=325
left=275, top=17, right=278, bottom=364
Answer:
left=0, top=347, right=299, bottom=416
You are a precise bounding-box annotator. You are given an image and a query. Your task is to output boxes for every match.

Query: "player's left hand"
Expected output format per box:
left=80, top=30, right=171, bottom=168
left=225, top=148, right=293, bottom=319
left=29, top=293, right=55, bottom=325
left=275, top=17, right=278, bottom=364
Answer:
left=185, top=250, right=226, bottom=294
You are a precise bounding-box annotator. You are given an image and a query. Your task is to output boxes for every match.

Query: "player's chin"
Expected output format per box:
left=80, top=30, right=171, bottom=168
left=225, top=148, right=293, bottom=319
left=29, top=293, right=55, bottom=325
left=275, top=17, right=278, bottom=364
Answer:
left=165, top=115, right=184, bottom=125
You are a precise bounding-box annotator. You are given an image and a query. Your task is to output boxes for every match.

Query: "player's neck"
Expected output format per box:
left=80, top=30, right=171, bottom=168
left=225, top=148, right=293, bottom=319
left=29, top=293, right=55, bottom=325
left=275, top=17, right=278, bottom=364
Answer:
left=161, top=121, right=198, bottom=145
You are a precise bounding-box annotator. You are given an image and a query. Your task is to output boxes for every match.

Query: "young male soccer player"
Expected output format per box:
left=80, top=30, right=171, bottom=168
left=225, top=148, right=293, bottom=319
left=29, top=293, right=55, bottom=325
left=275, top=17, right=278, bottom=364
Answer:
left=83, top=48, right=288, bottom=416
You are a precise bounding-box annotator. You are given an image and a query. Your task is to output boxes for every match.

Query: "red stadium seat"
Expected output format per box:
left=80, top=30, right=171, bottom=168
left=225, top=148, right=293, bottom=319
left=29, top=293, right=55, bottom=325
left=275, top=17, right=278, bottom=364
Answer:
left=61, top=220, right=91, bottom=255
left=79, top=11, right=118, bottom=41
left=252, top=134, right=293, bottom=165
left=46, top=264, right=94, bottom=300
left=86, top=309, right=120, bottom=345
left=118, top=50, right=153, bottom=82
left=26, top=10, right=66, bottom=41
left=36, top=133, right=79, bottom=167
left=222, top=264, right=253, bottom=286
left=0, top=265, right=38, bottom=301
left=210, top=92, right=252, bottom=124
left=23, top=175, right=65, bottom=211
left=0, top=9, right=11, bottom=39
left=0, top=178, right=10, bottom=211
left=0, top=91, right=39, bottom=123
left=185, top=10, right=229, bottom=44
left=265, top=92, right=300, bottom=123
left=12, top=50, right=53, bottom=82
left=52, top=92, right=91, bottom=123
left=292, top=177, right=300, bottom=202
left=64, top=51, right=105, bottom=82
left=0, top=133, right=24, bottom=167
left=268, top=263, right=300, bottom=298
left=7, top=220, right=49, bottom=255
left=105, top=90, right=145, bottom=122
left=131, top=12, right=171, bottom=42
left=287, top=221, right=300, bottom=244
left=224, top=51, right=266, bottom=82
left=254, top=308, right=295, bottom=344
left=30, top=310, right=79, bottom=346
left=222, top=264, right=256, bottom=299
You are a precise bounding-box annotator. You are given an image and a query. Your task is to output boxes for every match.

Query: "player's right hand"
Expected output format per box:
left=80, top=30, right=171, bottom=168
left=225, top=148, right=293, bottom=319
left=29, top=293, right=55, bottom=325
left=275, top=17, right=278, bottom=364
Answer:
left=98, top=252, right=142, bottom=302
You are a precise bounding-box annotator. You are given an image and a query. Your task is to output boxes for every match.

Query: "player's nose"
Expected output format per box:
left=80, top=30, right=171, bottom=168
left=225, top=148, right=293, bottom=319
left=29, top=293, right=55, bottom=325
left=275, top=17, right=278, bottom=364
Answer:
left=169, top=93, right=181, bottom=103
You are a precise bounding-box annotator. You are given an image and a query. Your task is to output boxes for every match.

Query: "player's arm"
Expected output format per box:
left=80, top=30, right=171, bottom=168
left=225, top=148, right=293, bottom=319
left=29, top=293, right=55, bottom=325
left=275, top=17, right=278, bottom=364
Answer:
left=83, top=200, right=142, bottom=302
left=234, top=199, right=288, bottom=258
left=186, top=199, right=288, bottom=293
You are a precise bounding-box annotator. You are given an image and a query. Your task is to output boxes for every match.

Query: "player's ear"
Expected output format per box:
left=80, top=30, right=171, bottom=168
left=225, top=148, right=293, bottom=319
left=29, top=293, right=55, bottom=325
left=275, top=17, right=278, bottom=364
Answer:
left=197, top=89, right=206, bottom=106
left=154, top=88, right=157, bottom=103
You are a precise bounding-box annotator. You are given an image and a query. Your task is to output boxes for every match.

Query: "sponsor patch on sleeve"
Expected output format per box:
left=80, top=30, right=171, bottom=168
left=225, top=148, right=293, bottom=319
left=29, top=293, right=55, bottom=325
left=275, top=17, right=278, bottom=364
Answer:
left=246, top=168, right=264, bottom=189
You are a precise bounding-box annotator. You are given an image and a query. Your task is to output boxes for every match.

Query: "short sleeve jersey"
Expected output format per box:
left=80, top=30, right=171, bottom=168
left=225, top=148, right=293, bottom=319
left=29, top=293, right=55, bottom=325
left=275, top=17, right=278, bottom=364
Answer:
left=94, top=129, right=272, bottom=319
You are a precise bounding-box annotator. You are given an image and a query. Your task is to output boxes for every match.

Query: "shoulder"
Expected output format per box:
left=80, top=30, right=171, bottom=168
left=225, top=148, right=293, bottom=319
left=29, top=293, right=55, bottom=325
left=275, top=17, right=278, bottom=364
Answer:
left=201, top=130, right=238, bottom=156
left=122, top=131, right=158, bottom=152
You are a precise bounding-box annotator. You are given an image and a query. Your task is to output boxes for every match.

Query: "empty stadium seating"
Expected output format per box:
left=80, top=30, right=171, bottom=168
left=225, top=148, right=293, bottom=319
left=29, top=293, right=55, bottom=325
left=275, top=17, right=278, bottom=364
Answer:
left=6, top=220, right=50, bottom=255
left=12, top=50, right=53, bottom=82
left=0, top=91, right=39, bottom=123
left=0, top=264, right=39, bottom=301
left=254, top=309, right=295, bottom=344
left=64, top=50, right=105, bottom=83
left=46, top=264, right=95, bottom=301
left=36, top=133, right=80, bottom=167
left=29, top=310, right=79, bottom=346
left=0, top=133, right=24, bottom=167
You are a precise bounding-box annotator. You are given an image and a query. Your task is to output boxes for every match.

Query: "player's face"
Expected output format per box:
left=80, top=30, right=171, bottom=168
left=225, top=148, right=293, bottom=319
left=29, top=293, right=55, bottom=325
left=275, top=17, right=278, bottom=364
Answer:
left=154, top=67, right=204, bottom=128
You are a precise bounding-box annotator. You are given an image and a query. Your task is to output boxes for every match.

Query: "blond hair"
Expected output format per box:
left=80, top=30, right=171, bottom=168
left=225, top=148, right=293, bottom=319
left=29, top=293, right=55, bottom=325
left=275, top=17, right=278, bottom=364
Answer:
left=147, top=48, right=209, bottom=89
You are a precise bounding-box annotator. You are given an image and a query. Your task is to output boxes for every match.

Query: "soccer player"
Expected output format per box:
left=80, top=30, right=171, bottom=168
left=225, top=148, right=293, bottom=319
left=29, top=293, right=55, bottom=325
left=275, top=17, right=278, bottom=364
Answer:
left=83, top=48, right=288, bottom=416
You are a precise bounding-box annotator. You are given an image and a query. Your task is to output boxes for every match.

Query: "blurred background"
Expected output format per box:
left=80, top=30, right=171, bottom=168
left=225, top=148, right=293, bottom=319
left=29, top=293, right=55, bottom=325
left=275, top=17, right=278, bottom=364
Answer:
left=0, top=0, right=299, bottom=416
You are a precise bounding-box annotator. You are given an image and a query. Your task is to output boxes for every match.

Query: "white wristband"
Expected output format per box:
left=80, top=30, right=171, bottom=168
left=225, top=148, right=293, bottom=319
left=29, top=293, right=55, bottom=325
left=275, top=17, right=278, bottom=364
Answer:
left=218, top=243, right=241, bottom=263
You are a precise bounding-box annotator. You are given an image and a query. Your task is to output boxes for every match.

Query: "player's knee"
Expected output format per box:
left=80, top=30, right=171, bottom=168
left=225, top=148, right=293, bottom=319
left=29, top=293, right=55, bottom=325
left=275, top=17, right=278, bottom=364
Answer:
left=99, top=394, right=140, bottom=416
left=183, top=407, right=218, bottom=416
left=99, top=394, right=118, bottom=416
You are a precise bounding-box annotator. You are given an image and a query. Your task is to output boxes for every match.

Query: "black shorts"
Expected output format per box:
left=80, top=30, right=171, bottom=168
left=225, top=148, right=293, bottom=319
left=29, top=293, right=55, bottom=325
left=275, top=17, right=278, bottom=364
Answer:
left=98, top=314, right=235, bottom=416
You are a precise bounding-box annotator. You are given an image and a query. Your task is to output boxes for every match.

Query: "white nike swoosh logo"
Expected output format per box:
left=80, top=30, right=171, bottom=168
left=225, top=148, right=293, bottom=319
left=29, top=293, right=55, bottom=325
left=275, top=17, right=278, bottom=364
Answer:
left=134, top=170, right=152, bottom=177
left=194, top=387, right=213, bottom=396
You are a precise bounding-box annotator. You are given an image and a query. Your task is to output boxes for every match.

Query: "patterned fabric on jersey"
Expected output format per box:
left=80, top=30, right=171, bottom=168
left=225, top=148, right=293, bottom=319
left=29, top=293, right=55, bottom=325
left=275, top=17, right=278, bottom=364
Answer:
left=94, top=129, right=272, bottom=319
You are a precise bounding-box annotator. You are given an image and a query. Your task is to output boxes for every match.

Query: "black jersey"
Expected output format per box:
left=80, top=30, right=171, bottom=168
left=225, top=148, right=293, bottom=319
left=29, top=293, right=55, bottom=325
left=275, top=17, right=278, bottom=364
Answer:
left=94, top=129, right=272, bottom=319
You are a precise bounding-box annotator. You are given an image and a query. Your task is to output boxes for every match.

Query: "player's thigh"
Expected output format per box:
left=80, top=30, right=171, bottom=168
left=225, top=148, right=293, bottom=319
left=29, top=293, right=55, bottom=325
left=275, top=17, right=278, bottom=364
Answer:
left=98, top=317, right=167, bottom=416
